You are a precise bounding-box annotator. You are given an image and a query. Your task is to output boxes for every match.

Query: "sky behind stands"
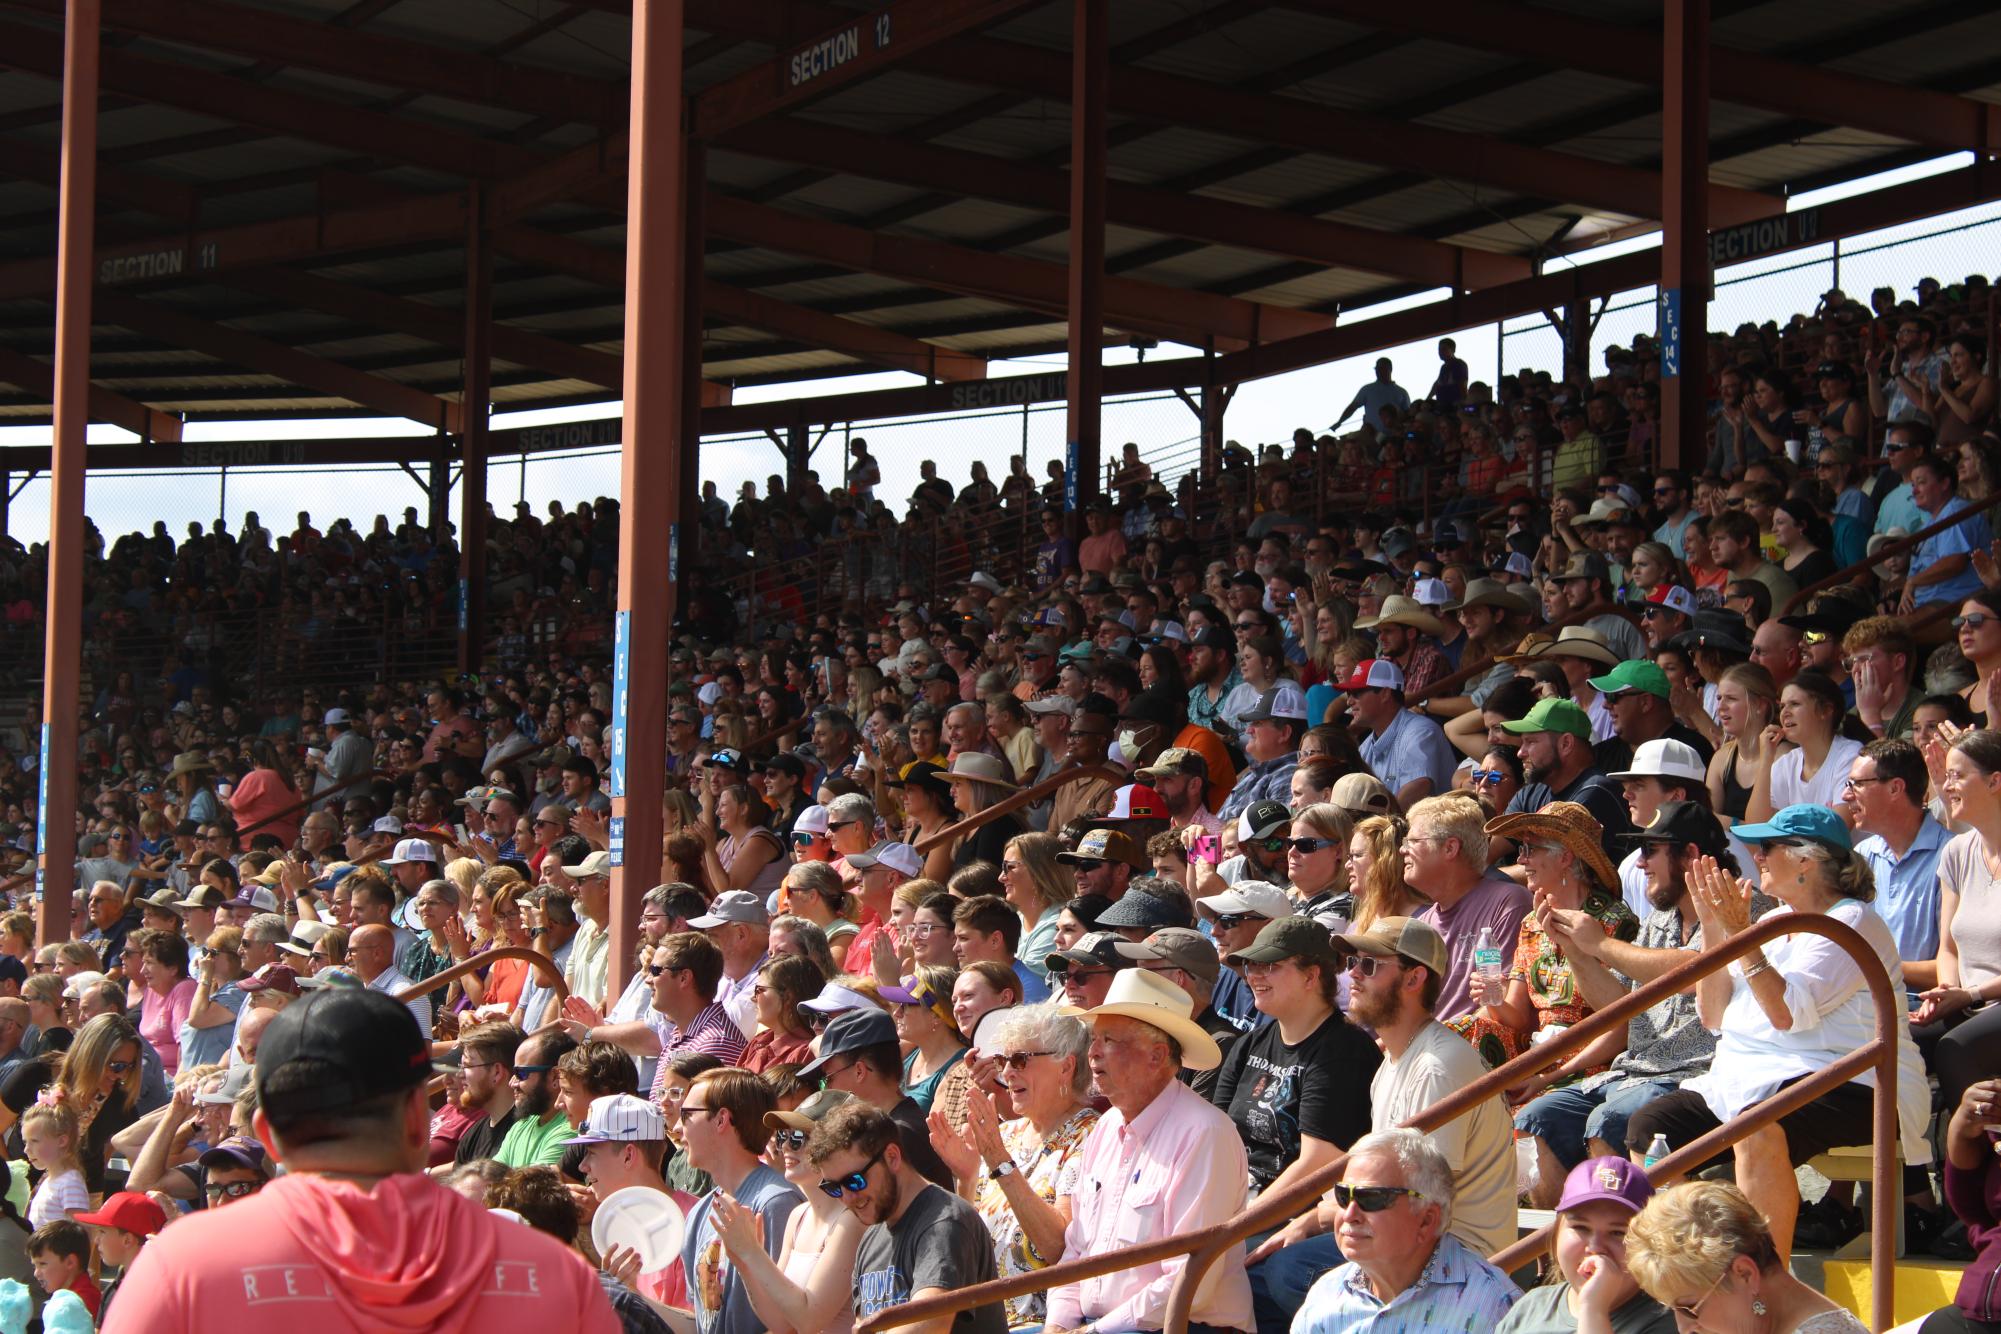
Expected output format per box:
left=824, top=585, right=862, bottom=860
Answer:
left=2, top=153, right=1990, bottom=549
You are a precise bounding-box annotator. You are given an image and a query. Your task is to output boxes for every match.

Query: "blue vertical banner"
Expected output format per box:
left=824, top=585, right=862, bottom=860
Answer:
left=1064, top=440, right=1079, bottom=513
left=607, top=816, right=625, bottom=868
left=668, top=522, right=680, bottom=584
left=457, top=577, right=469, bottom=634
left=32, top=723, right=49, bottom=901
left=1658, top=288, right=1684, bottom=378
left=608, top=610, right=630, bottom=798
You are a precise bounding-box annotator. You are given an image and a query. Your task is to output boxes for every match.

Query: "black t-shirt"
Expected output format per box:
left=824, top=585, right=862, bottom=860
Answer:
left=1510, top=768, right=1634, bottom=856
left=455, top=1104, right=520, bottom=1166
left=1210, top=1009, right=1380, bottom=1190
left=1595, top=721, right=1716, bottom=778
left=954, top=814, right=1023, bottom=871
left=889, top=1096, right=954, bottom=1189
left=853, top=1184, right=1005, bottom=1334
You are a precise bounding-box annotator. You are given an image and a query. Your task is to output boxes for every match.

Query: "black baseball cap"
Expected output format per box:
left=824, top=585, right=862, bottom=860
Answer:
left=1187, top=626, right=1232, bottom=651
left=797, top=1007, right=897, bottom=1081
left=1094, top=889, right=1191, bottom=931
left=255, top=988, right=432, bottom=1123
left=1622, top=801, right=1730, bottom=858
left=762, top=753, right=808, bottom=781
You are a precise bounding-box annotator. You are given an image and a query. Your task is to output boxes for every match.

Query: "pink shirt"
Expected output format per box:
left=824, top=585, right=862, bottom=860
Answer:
left=227, top=768, right=301, bottom=846
left=1046, top=1078, right=1253, bottom=1333
left=140, top=977, right=198, bottom=1079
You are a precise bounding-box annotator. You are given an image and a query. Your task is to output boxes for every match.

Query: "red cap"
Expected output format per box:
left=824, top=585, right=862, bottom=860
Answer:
left=74, top=1191, right=166, bottom=1236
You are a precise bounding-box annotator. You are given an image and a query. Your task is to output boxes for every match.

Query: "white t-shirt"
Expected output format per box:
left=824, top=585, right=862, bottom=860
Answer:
left=1368, top=1020, right=1514, bottom=1258
left=28, top=1167, right=87, bottom=1230
left=1770, top=737, right=1864, bottom=811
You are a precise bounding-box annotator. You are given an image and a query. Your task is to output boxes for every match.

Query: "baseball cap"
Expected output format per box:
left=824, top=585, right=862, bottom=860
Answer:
left=1500, top=697, right=1593, bottom=740
left=295, top=966, right=363, bottom=991
left=796, top=983, right=875, bottom=1020
left=1235, top=800, right=1293, bottom=842
left=74, top=1192, right=167, bottom=1237
left=1587, top=660, right=1671, bottom=700
left=1556, top=1156, right=1655, bottom=1215
left=1331, top=659, right=1406, bottom=693
left=1094, top=890, right=1188, bottom=932
left=227, top=886, right=281, bottom=914
left=1240, top=683, right=1310, bottom=722
left=793, top=804, right=830, bottom=836
left=323, top=708, right=351, bottom=726
left=1330, top=773, right=1394, bottom=817
left=563, top=1092, right=665, bottom=1146
left=1225, top=916, right=1341, bottom=967
left=455, top=785, right=494, bottom=812
left=1099, top=785, right=1165, bottom=822
left=765, top=1088, right=854, bottom=1134
left=845, top=841, right=922, bottom=878
left=1045, top=930, right=1130, bottom=975
left=1114, top=927, right=1221, bottom=985
left=1332, top=915, right=1449, bottom=975
left=197, top=1135, right=270, bottom=1174
left=195, top=1064, right=254, bottom=1105
left=382, top=837, right=438, bottom=867
left=371, top=815, right=405, bottom=836
left=1730, top=803, right=1852, bottom=852
left=1197, top=880, right=1294, bottom=921
left=1609, top=738, right=1706, bottom=784
left=238, top=963, right=301, bottom=996
left=1623, top=800, right=1731, bottom=858
left=690, top=889, right=769, bottom=929
left=1136, top=748, right=1207, bottom=783
left=1055, top=828, right=1144, bottom=870
left=1643, top=585, right=1698, bottom=617
left=255, top=987, right=432, bottom=1121
left=561, top=850, right=615, bottom=879
left=762, top=753, right=808, bottom=781
left=798, top=1007, right=899, bottom=1080
left=1024, top=694, right=1077, bottom=717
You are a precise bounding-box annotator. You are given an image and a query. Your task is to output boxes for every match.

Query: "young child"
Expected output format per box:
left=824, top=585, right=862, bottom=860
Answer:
left=26, top=1220, right=99, bottom=1320
left=20, top=1104, right=87, bottom=1230
left=73, top=1192, right=166, bottom=1325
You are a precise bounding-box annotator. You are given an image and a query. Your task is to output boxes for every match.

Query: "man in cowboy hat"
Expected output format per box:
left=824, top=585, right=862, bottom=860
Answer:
left=1500, top=699, right=1634, bottom=856
left=1045, top=969, right=1252, bottom=1334
left=1548, top=552, right=1646, bottom=663
left=1355, top=596, right=1453, bottom=701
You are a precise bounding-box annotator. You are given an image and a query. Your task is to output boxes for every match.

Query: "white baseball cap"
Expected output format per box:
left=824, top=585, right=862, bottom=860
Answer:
left=562, top=1093, right=664, bottom=1145
left=1197, top=880, right=1295, bottom=921
left=793, top=804, right=830, bottom=836
left=1609, top=738, right=1707, bottom=784
left=846, top=841, right=922, bottom=878
left=382, top=837, right=438, bottom=866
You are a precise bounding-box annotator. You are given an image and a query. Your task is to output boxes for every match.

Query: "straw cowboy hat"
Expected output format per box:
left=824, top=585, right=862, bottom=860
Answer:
left=1533, top=625, right=1621, bottom=670
left=1354, top=595, right=1452, bottom=639
left=167, top=751, right=215, bottom=779
left=935, top=753, right=1019, bottom=791
left=1444, top=578, right=1532, bottom=616
left=1500, top=630, right=1557, bottom=665
left=1067, top=967, right=1223, bottom=1070
left=1483, top=800, right=1620, bottom=894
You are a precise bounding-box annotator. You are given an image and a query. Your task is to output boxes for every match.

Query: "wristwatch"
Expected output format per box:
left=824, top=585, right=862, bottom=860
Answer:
left=988, top=1160, right=1018, bottom=1183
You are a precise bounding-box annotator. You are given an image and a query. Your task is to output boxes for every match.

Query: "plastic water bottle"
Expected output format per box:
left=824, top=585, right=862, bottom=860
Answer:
left=1473, top=926, right=1505, bottom=982
left=1644, top=1134, right=1670, bottom=1169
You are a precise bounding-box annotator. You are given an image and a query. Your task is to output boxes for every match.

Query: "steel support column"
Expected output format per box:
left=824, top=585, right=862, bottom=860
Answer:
left=460, top=199, right=493, bottom=673
left=1064, top=0, right=1106, bottom=512
left=35, top=0, right=97, bottom=944
left=1563, top=299, right=1592, bottom=387
left=608, top=0, right=684, bottom=1000
left=1659, top=0, right=1709, bottom=472
left=679, top=138, right=706, bottom=576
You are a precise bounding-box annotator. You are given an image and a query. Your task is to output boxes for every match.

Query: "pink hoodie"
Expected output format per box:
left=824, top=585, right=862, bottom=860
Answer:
left=103, top=1172, right=620, bottom=1334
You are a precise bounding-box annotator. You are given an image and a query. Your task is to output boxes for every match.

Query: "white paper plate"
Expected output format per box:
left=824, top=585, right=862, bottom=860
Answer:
left=591, top=1186, right=686, bottom=1272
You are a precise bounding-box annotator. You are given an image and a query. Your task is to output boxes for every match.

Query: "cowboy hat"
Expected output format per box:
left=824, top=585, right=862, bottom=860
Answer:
left=1533, top=625, right=1621, bottom=669
left=1483, top=801, right=1620, bottom=894
left=167, top=751, right=215, bottom=779
left=934, top=753, right=1019, bottom=791
left=1443, top=578, right=1531, bottom=615
left=1066, top=967, right=1222, bottom=1070
left=1354, top=595, right=1452, bottom=639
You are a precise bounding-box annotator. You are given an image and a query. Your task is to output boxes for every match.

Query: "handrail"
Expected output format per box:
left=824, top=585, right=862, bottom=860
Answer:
left=912, top=763, right=1124, bottom=854
left=1779, top=482, right=2001, bottom=615
left=1408, top=597, right=1635, bottom=711
left=235, top=768, right=389, bottom=840
left=858, top=912, right=1899, bottom=1334
left=391, top=944, right=571, bottom=1010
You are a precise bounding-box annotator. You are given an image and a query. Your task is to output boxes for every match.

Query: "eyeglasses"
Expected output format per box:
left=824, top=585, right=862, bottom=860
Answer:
left=1469, top=769, right=1507, bottom=786
left=1061, top=966, right=1113, bottom=984
left=771, top=1128, right=810, bottom=1149
left=997, top=1050, right=1055, bottom=1070
left=1956, top=614, right=1995, bottom=630
left=1283, top=837, right=1339, bottom=854
left=1333, top=1183, right=1424, bottom=1212
left=680, top=1105, right=720, bottom=1121
left=1346, top=954, right=1402, bottom=978
left=1000, top=860, right=1022, bottom=873
left=1213, top=913, right=1268, bottom=930
left=1670, top=1270, right=1730, bottom=1320
left=818, top=1146, right=887, bottom=1199
left=205, top=1180, right=262, bottom=1200
left=513, top=1063, right=555, bottom=1075
left=1842, top=776, right=1888, bottom=790
left=789, top=832, right=824, bottom=846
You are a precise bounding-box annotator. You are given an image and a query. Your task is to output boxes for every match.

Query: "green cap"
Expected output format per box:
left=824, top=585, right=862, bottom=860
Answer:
left=1586, top=660, right=1671, bottom=700
left=1224, top=916, right=1341, bottom=967
left=1500, top=697, right=1593, bottom=740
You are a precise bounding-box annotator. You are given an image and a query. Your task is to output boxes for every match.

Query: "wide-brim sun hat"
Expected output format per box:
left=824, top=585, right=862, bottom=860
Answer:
left=1483, top=800, right=1620, bottom=894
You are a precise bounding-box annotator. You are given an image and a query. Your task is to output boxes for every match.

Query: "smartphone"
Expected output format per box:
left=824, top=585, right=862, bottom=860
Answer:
left=1192, top=833, right=1220, bottom=864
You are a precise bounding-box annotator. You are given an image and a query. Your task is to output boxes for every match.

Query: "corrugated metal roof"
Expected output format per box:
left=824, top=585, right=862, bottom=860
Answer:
left=0, top=0, right=1989, bottom=419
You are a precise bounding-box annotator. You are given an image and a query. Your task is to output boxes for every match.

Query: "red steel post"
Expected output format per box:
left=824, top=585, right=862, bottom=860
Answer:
left=1659, top=0, right=1709, bottom=472
left=1064, top=0, right=1106, bottom=514
left=459, top=193, right=493, bottom=673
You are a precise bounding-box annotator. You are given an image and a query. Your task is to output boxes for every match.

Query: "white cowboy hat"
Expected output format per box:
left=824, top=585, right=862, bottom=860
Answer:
left=1068, top=968, right=1222, bottom=1071
left=1353, top=595, right=1452, bottom=639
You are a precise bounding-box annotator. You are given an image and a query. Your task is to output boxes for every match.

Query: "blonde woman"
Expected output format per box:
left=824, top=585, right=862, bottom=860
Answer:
left=1347, top=814, right=1423, bottom=931
left=998, top=832, right=1070, bottom=980
left=1706, top=663, right=1778, bottom=842
left=1627, top=1181, right=1866, bottom=1333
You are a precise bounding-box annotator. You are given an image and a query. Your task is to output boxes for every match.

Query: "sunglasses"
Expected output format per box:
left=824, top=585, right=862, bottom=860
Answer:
left=513, top=1063, right=555, bottom=1075
left=818, top=1146, right=887, bottom=1198
left=1333, top=1183, right=1424, bottom=1212
left=827, top=820, right=859, bottom=831
left=1283, top=837, right=1338, bottom=854
left=1345, top=954, right=1402, bottom=978
left=996, top=1050, right=1054, bottom=1070
left=1213, top=912, right=1268, bottom=930
left=106, top=1059, right=136, bottom=1075
left=1955, top=614, right=1995, bottom=630
left=1671, top=1270, right=1730, bottom=1320
left=204, top=1180, right=261, bottom=1200
left=771, top=1128, right=809, bottom=1149
left=1469, top=769, right=1508, bottom=786
left=789, top=832, right=824, bottom=846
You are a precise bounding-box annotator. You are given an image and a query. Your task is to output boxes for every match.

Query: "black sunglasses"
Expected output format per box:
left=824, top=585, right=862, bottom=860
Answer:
left=1283, top=837, right=1339, bottom=854
left=1214, top=912, right=1268, bottom=930
left=204, top=1180, right=262, bottom=1200
left=818, top=1146, right=887, bottom=1199
left=771, top=1128, right=809, bottom=1149
left=1333, top=1183, right=1424, bottom=1212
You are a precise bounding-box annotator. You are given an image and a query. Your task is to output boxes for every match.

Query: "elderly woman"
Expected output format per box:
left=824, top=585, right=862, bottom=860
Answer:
left=884, top=964, right=966, bottom=1113
left=1627, top=1180, right=1866, bottom=1333
left=182, top=925, right=248, bottom=1069
left=940, top=754, right=1024, bottom=870
left=137, top=931, right=198, bottom=1080
left=1463, top=802, right=1640, bottom=1075
left=743, top=955, right=822, bottom=1073
left=1498, top=1157, right=1671, bottom=1334
left=999, top=832, right=1071, bottom=983
left=927, top=1002, right=1098, bottom=1332
left=1624, top=804, right=1931, bottom=1258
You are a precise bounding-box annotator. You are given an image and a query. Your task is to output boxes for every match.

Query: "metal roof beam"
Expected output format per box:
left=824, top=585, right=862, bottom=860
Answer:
left=1282, top=0, right=2001, bottom=154
left=0, top=0, right=626, bottom=126
left=489, top=224, right=989, bottom=382
left=95, top=290, right=463, bottom=430
left=0, top=132, right=198, bottom=221
left=0, top=343, right=182, bottom=440
left=718, top=119, right=1533, bottom=288
left=704, top=195, right=1330, bottom=350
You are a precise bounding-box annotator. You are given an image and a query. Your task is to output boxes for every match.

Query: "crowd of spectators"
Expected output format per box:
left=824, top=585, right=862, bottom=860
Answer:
left=0, top=271, right=1995, bottom=1331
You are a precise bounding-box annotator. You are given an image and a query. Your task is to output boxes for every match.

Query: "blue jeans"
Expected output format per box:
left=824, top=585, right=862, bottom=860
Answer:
left=1248, top=1230, right=1344, bottom=1334
left=1514, top=1078, right=1678, bottom=1170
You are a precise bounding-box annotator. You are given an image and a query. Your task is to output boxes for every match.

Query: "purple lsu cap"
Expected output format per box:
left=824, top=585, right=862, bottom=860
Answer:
left=1555, top=1155, right=1654, bottom=1215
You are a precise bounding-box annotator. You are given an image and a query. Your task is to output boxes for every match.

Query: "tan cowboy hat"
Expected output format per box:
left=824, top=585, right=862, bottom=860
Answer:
left=167, top=751, right=215, bottom=779
left=1534, top=625, right=1621, bottom=669
left=1354, top=595, right=1452, bottom=639
left=1067, top=968, right=1223, bottom=1070
left=935, top=753, right=1019, bottom=791
left=1444, top=578, right=1531, bottom=616
left=1500, top=630, right=1557, bottom=665
left=1483, top=801, right=1620, bottom=894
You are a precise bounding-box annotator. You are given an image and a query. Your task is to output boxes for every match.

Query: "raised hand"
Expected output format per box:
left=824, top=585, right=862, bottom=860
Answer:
left=709, top=1191, right=765, bottom=1259
left=925, top=1107, right=981, bottom=1183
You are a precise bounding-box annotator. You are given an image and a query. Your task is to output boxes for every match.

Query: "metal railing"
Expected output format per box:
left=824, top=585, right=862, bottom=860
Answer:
left=235, top=768, right=390, bottom=840
left=1779, top=481, right=2001, bottom=617
left=392, top=943, right=571, bottom=1013
left=858, top=912, right=1901, bottom=1334
left=911, top=763, right=1124, bottom=854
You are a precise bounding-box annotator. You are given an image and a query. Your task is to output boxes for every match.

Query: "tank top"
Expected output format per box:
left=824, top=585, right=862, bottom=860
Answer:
left=720, top=828, right=787, bottom=898
left=1720, top=743, right=1755, bottom=821
left=780, top=1212, right=855, bottom=1334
